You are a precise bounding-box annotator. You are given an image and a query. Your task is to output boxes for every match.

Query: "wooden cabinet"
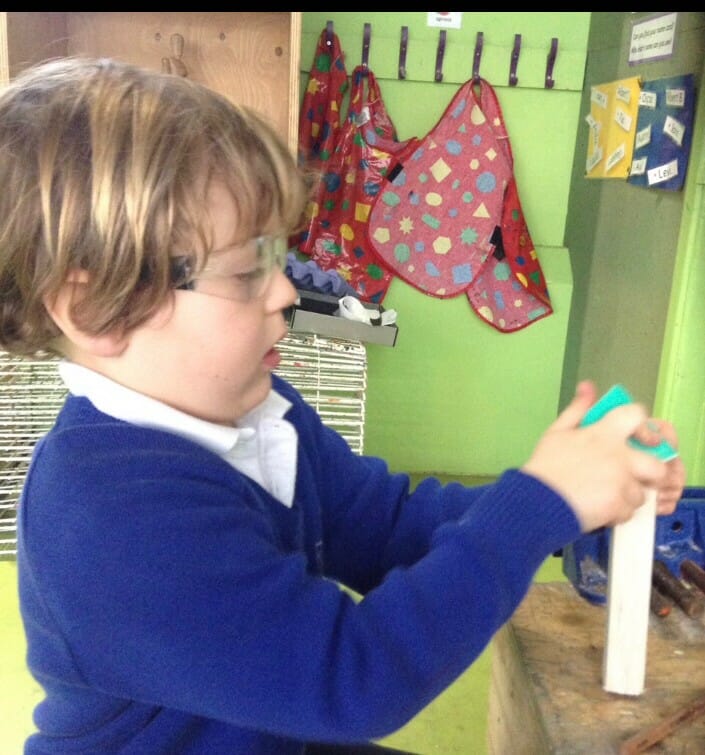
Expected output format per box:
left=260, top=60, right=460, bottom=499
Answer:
left=0, top=12, right=301, bottom=152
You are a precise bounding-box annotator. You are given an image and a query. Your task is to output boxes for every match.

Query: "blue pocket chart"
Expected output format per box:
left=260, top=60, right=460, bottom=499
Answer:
left=627, top=73, right=696, bottom=191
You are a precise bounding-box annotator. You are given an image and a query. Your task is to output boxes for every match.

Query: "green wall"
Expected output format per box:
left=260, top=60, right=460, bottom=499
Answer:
left=655, top=31, right=705, bottom=484
left=561, top=12, right=705, bottom=482
left=301, top=12, right=591, bottom=476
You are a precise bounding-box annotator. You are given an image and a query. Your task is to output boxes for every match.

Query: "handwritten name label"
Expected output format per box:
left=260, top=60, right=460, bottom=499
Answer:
left=663, top=115, right=685, bottom=147
left=616, top=86, right=632, bottom=104
left=591, top=88, right=608, bottom=109
left=666, top=88, right=686, bottom=108
left=647, top=158, right=678, bottom=185
left=614, top=107, right=633, bottom=132
left=639, top=91, right=658, bottom=109
left=635, top=124, right=652, bottom=150
left=630, top=157, right=647, bottom=176
left=586, top=146, right=603, bottom=174
left=606, top=143, right=626, bottom=173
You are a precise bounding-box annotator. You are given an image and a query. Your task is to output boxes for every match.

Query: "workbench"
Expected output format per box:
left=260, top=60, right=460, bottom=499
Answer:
left=488, top=581, right=705, bottom=753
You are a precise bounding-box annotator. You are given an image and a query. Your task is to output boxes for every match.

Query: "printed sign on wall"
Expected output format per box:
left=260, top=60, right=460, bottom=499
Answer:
left=585, top=76, right=642, bottom=179
left=629, top=12, right=677, bottom=66
left=426, top=12, right=462, bottom=29
left=627, top=73, right=696, bottom=192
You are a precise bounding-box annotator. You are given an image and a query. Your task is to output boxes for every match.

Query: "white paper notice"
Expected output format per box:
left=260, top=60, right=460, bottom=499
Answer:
left=629, top=13, right=677, bottom=65
left=427, top=12, right=462, bottom=29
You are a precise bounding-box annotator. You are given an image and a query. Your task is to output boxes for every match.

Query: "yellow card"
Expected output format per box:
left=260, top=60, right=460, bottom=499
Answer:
left=585, top=76, right=641, bottom=179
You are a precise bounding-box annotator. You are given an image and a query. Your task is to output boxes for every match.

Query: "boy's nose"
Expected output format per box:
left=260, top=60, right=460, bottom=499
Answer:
left=267, top=267, right=298, bottom=311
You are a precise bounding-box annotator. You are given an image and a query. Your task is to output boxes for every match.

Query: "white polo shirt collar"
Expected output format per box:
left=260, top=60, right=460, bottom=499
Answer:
left=58, top=360, right=298, bottom=507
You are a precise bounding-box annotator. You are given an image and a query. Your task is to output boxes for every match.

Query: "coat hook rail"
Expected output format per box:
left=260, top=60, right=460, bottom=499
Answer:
left=434, top=29, right=446, bottom=83
left=472, top=31, right=484, bottom=82
left=545, top=37, right=558, bottom=89
left=509, top=33, right=521, bottom=87
left=361, top=22, right=371, bottom=70
left=310, top=25, right=562, bottom=89
left=398, top=26, right=408, bottom=80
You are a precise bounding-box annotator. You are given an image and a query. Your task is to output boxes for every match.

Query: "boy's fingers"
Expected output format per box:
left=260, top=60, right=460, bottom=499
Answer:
left=550, top=381, right=597, bottom=432
left=634, top=418, right=679, bottom=450
left=628, top=449, right=668, bottom=489
left=551, top=390, right=647, bottom=441
left=659, top=420, right=680, bottom=448
left=597, top=402, right=649, bottom=439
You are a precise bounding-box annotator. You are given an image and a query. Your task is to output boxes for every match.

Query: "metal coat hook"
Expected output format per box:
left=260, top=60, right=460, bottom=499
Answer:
left=545, top=37, right=558, bottom=89
left=325, top=20, right=334, bottom=48
left=361, top=22, right=371, bottom=70
left=472, top=31, right=484, bottom=82
left=398, top=25, right=408, bottom=80
left=509, top=33, right=522, bottom=87
left=434, top=29, right=446, bottom=83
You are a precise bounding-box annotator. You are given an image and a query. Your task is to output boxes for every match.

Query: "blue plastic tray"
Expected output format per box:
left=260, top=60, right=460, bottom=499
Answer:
left=562, top=487, right=705, bottom=605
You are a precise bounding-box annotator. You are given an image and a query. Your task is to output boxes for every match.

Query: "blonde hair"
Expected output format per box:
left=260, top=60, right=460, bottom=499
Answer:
left=0, top=56, right=307, bottom=357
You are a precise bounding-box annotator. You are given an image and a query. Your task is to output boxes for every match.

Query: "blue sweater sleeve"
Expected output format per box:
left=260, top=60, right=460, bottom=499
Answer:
left=19, top=387, right=581, bottom=746
left=274, top=375, right=569, bottom=594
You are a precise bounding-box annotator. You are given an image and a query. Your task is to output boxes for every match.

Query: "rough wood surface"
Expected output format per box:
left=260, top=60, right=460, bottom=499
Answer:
left=619, top=692, right=705, bottom=754
left=488, top=581, right=705, bottom=754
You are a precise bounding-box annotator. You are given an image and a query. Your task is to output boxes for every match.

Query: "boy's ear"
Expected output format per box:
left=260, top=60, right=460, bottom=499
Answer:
left=42, top=270, right=128, bottom=357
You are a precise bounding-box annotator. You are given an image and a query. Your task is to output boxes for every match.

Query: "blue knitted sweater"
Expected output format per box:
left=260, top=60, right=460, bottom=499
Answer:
left=18, top=375, right=580, bottom=753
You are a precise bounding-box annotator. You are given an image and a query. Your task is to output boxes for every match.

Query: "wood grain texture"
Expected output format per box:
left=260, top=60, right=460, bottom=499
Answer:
left=1, top=13, right=300, bottom=151
left=488, top=581, right=705, bottom=754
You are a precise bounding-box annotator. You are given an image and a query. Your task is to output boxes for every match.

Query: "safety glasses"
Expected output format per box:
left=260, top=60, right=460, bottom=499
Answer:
left=170, top=234, right=288, bottom=303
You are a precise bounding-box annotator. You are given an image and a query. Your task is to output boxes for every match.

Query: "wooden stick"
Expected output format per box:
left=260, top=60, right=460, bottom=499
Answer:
left=619, top=691, right=705, bottom=754
left=680, top=558, right=705, bottom=596
left=602, top=488, right=657, bottom=696
left=652, top=560, right=705, bottom=618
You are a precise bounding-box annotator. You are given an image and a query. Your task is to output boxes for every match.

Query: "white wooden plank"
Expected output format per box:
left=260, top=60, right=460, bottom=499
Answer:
left=602, top=487, right=657, bottom=696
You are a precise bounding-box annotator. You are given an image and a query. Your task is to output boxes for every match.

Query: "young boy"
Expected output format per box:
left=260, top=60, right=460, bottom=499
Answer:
left=0, top=57, right=685, bottom=755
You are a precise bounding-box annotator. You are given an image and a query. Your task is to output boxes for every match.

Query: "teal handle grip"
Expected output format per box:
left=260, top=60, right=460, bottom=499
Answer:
left=579, top=384, right=678, bottom=462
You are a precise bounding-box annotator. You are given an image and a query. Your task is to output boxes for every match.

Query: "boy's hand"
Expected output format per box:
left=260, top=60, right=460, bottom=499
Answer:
left=521, top=381, right=684, bottom=532
left=632, top=417, right=685, bottom=515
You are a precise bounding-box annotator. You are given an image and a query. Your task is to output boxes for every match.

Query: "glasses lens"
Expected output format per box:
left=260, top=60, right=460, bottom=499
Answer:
left=173, top=235, right=289, bottom=302
left=258, top=235, right=288, bottom=271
